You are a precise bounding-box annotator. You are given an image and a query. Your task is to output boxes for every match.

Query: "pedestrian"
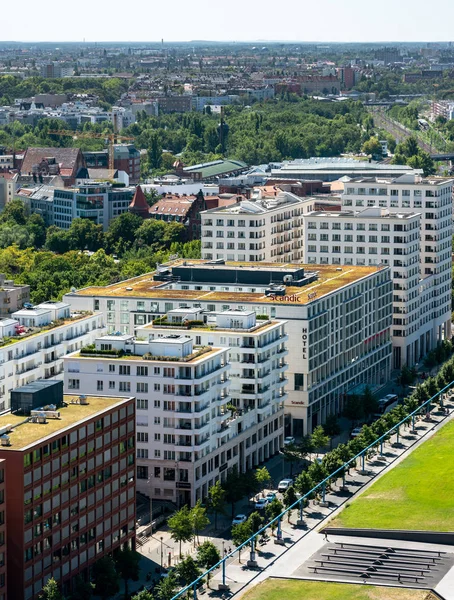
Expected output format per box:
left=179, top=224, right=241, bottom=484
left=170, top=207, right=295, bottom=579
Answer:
left=228, top=547, right=232, bottom=554
left=323, top=531, right=329, bottom=543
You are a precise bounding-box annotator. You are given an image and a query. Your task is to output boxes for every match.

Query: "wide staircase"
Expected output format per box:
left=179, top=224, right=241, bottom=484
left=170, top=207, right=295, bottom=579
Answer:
left=308, top=542, right=449, bottom=586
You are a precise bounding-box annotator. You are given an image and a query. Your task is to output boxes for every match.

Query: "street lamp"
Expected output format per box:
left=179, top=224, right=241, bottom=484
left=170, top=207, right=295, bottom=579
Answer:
left=147, top=475, right=153, bottom=531
left=160, top=536, right=164, bottom=573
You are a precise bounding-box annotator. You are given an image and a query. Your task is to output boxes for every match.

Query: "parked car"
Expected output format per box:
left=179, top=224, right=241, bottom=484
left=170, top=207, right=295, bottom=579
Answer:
left=265, top=492, right=276, bottom=502
left=283, top=436, right=296, bottom=446
left=278, top=478, right=294, bottom=492
left=350, top=427, right=363, bottom=438
left=255, top=497, right=268, bottom=510
left=232, top=514, right=247, bottom=526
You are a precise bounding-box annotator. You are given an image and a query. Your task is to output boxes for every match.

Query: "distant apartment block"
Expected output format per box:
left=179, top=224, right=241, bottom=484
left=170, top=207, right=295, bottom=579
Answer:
left=0, top=275, right=30, bottom=318
left=201, top=190, right=314, bottom=262
left=83, top=145, right=141, bottom=185
left=309, top=174, right=453, bottom=368
left=39, top=63, right=74, bottom=78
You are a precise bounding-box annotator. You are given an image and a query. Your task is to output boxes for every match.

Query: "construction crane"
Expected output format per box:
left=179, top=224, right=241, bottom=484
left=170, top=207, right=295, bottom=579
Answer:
left=47, top=130, right=135, bottom=170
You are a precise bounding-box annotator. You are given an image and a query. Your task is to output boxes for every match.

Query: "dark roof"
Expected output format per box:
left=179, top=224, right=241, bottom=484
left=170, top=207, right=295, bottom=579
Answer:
left=21, top=147, right=84, bottom=176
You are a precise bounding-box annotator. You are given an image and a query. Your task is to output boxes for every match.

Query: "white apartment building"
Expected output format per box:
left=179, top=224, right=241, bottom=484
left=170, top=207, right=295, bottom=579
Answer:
left=64, top=309, right=286, bottom=505
left=201, top=190, right=314, bottom=263
left=64, top=261, right=392, bottom=436
left=340, top=174, right=453, bottom=368
left=0, top=302, right=104, bottom=411
left=303, top=208, right=421, bottom=369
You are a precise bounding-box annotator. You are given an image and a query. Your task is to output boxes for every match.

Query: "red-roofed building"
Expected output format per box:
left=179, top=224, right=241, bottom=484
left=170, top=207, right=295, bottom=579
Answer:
left=20, top=148, right=85, bottom=187
left=147, top=191, right=206, bottom=240
left=129, top=185, right=149, bottom=218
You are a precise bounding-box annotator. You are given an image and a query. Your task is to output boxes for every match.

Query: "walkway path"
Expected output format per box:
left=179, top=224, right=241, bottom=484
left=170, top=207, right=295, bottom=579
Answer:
left=204, top=403, right=454, bottom=599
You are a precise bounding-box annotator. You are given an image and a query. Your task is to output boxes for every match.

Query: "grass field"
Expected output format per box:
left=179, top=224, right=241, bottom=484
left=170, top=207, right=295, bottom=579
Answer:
left=240, top=579, right=432, bottom=600
left=330, top=419, right=454, bottom=531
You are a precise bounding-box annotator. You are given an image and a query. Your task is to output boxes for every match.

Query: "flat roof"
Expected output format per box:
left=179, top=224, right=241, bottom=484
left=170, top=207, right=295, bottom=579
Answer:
left=13, top=308, right=51, bottom=317
left=146, top=319, right=283, bottom=335
left=309, top=210, right=420, bottom=219
left=74, top=346, right=224, bottom=362
left=0, top=395, right=131, bottom=451
left=0, top=311, right=94, bottom=349
left=69, top=260, right=385, bottom=305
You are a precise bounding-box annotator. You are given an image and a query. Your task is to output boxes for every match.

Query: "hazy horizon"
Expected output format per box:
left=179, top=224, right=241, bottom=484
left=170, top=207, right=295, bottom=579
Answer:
left=3, top=0, right=454, bottom=45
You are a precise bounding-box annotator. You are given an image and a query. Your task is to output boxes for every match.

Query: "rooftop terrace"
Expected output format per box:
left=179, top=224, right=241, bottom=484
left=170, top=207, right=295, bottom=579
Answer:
left=69, top=261, right=384, bottom=305
left=0, top=395, right=130, bottom=450
left=0, top=311, right=95, bottom=348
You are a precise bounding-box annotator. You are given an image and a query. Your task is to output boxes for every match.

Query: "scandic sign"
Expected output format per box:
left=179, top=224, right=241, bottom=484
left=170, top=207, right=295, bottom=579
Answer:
left=268, top=292, right=317, bottom=302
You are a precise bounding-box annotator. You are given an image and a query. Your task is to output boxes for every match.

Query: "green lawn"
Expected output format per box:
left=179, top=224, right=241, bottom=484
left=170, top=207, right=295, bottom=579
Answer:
left=330, top=419, right=454, bottom=531
left=241, top=579, right=431, bottom=600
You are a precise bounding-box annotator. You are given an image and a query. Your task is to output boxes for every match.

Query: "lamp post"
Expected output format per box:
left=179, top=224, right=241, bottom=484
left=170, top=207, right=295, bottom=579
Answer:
left=160, top=536, right=164, bottom=573
left=147, top=475, right=153, bottom=532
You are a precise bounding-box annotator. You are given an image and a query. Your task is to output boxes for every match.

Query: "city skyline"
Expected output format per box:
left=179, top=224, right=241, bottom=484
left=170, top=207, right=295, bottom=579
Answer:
left=3, top=0, right=454, bottom=44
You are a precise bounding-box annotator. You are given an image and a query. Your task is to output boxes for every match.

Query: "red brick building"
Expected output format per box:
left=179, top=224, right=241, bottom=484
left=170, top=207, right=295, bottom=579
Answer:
left=0, top=460, right=6, bottom=600
left=0, top=393, right=135, bottom=600
left=20, top=148, right=86, bottom=187
left=146, top=191, right=207, bottom=240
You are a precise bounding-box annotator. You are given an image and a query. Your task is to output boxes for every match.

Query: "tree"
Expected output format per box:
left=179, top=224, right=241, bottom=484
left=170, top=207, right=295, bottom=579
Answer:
left=39, top=578, right=63, bottom=600
left=247, top=511, right=264, bottom=534
left=168, top=505, right=194, bottom=557
left=190, top=499, right=210, bottom=546
left=307, top=460, right=328, bottom=488
left=282, top=443, right=300, bottom=478
left=69, top=577, right=94, bottom=600
left=197, top=540, right=220, bottom=588
left=294, top=471, right=314, bottom=499
left=155, top=573, right=178, bottom=600
left=131, top=591, right=154, bottom=600
left=0, top=198, right=28, bottom=225
left=67, top=218, right=104, bottom=251
left=343, top=394, right=365, bottom=423
left=197, top=540, right=221, bottom=570
left=45, top=226, right=72, bottom=253
left=207, top=480, right=225, bottom=529
left=105, top=212, right=143, bottom=254
left=26, top=213, right=47, bottom=248
left=311, top=425, right=330, bottom=454
left=147, top=132, right=163, bottom=170
left=362, top=136, right=382, bottom=157
left=362, top=386, right=379, bottom=417
left=231, top=520, right=252, bottom=562
left=255, top=466, right=271, bottom=496
left=323, top=415, right=341, bottom=448
left=92, top=556, right=120, bottom=600
left=299, top=435, right=315, bottom=461
left=265, top=498, right=284, bottom=533
left=283, top=486, right=298, bottom=522
left=223, top=466, right=250, bottom=518
left=175, top=555, right=201, bottom=590
left=115, top=546, right=141, bottom=600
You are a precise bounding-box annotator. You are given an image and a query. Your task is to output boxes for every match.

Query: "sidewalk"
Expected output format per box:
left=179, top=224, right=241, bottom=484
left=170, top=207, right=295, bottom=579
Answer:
left=205, top=403, right=454, bottom=599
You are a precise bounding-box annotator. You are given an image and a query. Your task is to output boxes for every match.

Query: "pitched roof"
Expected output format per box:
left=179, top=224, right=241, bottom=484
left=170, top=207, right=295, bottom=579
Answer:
left=129, top=185, right=149, bottom=212
left=149, top=197, right=195, bottom=218
left=21, top=147, right=84, bottom=177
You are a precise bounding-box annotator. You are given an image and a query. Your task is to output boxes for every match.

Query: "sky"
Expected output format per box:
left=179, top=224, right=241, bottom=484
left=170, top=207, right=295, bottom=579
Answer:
left=4, top=0, right=454, bottom=43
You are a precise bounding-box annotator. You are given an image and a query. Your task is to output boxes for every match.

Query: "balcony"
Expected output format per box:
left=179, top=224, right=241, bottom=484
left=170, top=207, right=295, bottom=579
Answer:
left=16, top=362, right=42, bottom=375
